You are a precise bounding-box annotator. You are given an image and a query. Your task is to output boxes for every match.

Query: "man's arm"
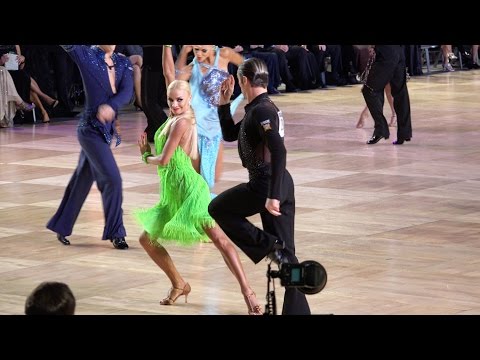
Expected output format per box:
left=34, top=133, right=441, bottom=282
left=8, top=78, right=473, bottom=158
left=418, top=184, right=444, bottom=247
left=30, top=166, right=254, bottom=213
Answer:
left=218, top=103, right=241, bottom=142
left=255, top=106, right=287, bottom=200
left=218, top=75, right=241, bottom=141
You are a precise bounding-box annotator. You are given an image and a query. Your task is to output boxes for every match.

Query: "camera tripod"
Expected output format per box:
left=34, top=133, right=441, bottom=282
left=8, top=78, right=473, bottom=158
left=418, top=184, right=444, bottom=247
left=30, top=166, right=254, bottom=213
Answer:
left=264, top=263, right=278, bottom=315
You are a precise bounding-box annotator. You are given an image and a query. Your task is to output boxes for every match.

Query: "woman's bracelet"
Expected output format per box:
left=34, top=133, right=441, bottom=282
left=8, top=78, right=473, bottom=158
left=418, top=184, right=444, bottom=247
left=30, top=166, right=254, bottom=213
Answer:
left=142, top=151, right=153, bottom=164
left=164, top=45, right=173, bottom=48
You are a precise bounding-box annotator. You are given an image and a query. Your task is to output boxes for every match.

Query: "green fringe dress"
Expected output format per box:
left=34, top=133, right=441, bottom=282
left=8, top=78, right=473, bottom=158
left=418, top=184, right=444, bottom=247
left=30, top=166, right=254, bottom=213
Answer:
left=134, top=120, right=215, bottom=246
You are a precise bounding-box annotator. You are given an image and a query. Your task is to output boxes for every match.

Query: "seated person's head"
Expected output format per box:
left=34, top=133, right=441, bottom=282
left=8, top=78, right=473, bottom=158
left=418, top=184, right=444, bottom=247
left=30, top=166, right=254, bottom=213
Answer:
left=25, top=281, right=76, bottom=315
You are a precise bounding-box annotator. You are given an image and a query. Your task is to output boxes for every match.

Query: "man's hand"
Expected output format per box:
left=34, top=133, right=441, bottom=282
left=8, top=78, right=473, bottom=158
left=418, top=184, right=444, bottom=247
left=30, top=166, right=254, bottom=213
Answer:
left=219, top=75, right=235, bottom=105
left=265, top=198, right=281, bottom=216
left=97, top=104, right=115, bottom=124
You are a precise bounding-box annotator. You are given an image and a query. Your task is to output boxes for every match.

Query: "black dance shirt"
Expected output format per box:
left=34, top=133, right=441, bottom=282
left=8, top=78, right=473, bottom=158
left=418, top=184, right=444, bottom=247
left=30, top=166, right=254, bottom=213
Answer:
left=218, top=92, right=286, bottom=199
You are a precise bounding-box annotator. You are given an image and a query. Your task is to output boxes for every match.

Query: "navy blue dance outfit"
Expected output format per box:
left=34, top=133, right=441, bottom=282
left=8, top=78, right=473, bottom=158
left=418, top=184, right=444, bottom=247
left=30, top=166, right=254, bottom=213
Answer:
left=47, top=45, right=133, bottom=244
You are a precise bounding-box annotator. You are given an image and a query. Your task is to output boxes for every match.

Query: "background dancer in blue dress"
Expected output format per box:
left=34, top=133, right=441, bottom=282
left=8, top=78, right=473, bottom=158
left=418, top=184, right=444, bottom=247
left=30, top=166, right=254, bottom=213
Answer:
left=175, top=45, right=243, bottom=192
left=47, top=45, right=133, bottom=249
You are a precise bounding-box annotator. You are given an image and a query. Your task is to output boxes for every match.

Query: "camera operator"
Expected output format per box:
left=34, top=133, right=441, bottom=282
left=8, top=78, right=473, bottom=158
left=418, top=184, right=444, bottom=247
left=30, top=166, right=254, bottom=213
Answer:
left=209, top=57, right=310, bottom=315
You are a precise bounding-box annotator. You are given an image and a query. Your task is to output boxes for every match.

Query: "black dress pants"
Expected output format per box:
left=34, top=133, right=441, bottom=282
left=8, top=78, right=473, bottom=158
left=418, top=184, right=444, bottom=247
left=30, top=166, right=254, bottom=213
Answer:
left=209, top=171, right=311, bottom=315
left=141, top=46, right=168, bottom=141
left=362, top=45, right=412, bottom=140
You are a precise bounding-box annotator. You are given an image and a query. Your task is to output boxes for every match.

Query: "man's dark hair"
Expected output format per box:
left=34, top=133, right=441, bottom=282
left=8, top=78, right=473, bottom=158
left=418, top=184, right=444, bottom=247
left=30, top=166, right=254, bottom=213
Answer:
left=237, top=57, right=269, bottom=88
left=25, top=281, right=76, bottom=315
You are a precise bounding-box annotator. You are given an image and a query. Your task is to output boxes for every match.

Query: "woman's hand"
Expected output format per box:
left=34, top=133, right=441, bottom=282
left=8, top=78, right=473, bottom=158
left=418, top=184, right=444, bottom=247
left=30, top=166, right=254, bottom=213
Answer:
left=138, top=132, right=151, bottom=155
left=182, top=45, right=193, bottom=53
left=17, top=54, right=25, bottom=69
left=219, top=75, right=235, bottom=105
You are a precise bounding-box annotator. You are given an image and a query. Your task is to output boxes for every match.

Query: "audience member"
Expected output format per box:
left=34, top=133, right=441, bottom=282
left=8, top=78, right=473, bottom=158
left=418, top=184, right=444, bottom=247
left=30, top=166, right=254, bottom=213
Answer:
left=25, top=281, right=76, bottom=315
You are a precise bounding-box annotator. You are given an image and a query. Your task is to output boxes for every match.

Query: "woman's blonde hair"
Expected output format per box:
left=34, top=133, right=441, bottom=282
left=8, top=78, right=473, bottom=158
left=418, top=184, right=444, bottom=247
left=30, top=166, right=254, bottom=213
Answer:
left=161, top=80, right=198, bottom=160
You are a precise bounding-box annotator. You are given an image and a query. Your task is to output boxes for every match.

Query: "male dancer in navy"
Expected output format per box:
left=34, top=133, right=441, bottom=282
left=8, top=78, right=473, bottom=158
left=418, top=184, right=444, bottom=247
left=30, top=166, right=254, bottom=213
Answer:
left=363, top=45, right=412, bottom=145
left=209, top=58, right=310, bottom=315
left=47, top=45, right=133, bottom=249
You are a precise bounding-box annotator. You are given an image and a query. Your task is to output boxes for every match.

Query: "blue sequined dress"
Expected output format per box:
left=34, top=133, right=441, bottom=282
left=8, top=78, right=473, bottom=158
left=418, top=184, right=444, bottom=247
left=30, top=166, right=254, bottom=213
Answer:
left=190, top=49, right=243, bottom=189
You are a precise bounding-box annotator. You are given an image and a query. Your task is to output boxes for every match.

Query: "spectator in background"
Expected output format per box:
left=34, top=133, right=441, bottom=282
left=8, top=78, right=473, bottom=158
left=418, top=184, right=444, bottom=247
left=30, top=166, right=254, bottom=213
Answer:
left=0, top=65, right=35, bottom=128
left=141, top=45, right=169, bottom=142
left=25, top=281, right=76, bottom=315
left=116, top=45, right=143, bottom=109
left=21, top=45, right=76, bottom=118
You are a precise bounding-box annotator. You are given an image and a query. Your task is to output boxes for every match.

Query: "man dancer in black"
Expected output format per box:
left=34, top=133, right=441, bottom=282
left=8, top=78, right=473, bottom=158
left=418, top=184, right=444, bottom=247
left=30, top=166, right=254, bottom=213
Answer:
left=209, top=57, right=310, bottom=315
left=141, top=45, right=169, bottom=142
left=363, top=45, right=412, bottom=145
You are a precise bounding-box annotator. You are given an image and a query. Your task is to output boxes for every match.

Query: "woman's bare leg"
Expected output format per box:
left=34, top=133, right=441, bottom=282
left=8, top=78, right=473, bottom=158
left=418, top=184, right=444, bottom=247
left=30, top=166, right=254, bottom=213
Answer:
left=472, top=45, right=479, bottom=65
left=356, top=106, right=369, bottom=128
left=215, top=142, right=224, bottom=183
left=385, top=83, right=396, bottom=126
left=204, top=225, right=262, bottom=314
left=441, top=45, right=454, bottom=71
left=30, top=78, right=57, bottom=105
left=30, top=91, right=49, bottom=122
left=139, top=231, right=189, bottom=304
left=130, top=55, right=143, bottom=107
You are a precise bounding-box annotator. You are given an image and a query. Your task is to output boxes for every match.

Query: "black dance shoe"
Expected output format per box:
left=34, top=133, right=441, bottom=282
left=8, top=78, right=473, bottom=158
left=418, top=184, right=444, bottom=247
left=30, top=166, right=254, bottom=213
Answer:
left=267, top=249, right=289, bottom=265
left=273, top=239, right=285, bottom=250
left=285, top=86, right=300, bottom=93
left=267, top=239, right=288, bottom=265
left=57, top=233, right=70, bottom=245
left=366, top=134, right=389, bottom=144
left=111, top=237, right=129, bottom=249
left=392, top=138, right=411, bottom=145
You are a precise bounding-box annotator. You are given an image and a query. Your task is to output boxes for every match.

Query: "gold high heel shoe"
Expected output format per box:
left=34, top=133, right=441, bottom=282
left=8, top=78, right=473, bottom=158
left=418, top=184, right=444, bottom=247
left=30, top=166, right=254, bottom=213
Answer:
left=244, top=292, right=263, bottom=315
left=160, top=282, right=191, bottom=305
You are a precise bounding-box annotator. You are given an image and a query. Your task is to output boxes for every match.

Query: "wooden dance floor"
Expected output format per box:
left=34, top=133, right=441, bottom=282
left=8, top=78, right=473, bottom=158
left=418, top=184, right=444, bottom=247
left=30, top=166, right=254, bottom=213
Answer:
left=1, top=70, right=480, bottom=315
